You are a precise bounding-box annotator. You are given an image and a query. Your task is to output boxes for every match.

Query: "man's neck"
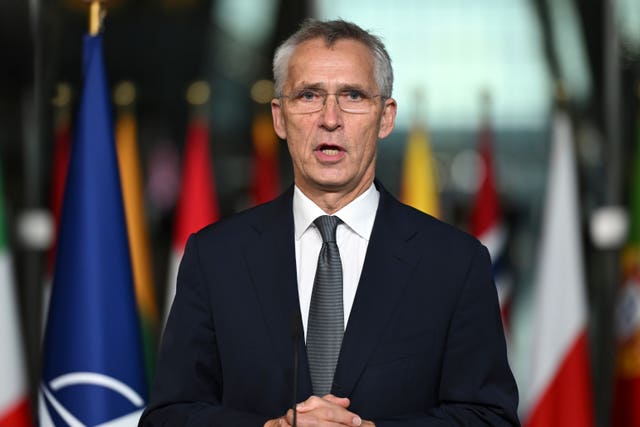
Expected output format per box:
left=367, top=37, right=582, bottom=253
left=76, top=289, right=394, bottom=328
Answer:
left=296, top=180, right=375, bottom=215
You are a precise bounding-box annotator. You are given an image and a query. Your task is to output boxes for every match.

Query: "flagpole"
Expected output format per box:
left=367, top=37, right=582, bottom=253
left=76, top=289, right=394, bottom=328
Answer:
left=600, top=1, right=622, bottom=425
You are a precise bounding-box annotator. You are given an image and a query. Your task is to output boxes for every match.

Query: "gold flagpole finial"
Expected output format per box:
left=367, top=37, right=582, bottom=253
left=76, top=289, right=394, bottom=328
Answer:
left=85, top=0, right=106, bottom=36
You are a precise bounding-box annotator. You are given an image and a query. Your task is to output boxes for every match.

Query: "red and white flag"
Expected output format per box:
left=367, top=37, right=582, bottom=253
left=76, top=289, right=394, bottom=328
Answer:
left=469, top=118, right=511, bottom=330
left=523, top=110, right=593, bottom=427
left=163, top=117, right=220, bottom=324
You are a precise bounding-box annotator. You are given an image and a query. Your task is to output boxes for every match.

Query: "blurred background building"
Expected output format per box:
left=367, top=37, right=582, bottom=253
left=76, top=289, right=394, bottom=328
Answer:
left=1, top=0, right=640, bottom=425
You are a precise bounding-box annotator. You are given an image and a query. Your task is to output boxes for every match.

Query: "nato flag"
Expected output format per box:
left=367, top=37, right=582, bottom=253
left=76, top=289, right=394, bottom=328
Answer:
left=39, top=34, right=147, bottom=426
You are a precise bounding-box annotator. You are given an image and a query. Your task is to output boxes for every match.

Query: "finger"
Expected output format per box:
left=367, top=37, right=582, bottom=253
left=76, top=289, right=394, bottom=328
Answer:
left=278, top=414, right=293, bottom=426
left=285, top=408, right=306, bottom=425
left=295, top=395, right=326, bottom=413
left=290, top=413, right=363, bottom=427
left=296, top=394, right=349, bottom=411
left=299, top=405, right=363, bottom=426
left=266, top=416, right=291, bottom=427
left=324, top=409, right=361, bottom=427
left=323, top=394, right=351, bottom=408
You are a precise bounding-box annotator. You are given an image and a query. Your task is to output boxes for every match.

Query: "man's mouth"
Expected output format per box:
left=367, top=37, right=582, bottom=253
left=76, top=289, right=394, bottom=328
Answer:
left=316, top=144, right=342, bottom=155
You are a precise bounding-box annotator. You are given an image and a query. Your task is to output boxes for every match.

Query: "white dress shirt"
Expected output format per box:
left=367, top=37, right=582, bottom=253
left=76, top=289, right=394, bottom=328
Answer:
left=293, top=183, right=380, bottom=340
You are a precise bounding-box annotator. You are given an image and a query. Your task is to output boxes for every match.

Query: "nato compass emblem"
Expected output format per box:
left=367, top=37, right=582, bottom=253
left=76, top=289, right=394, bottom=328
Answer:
left=39, top=372, right=145, bottom=426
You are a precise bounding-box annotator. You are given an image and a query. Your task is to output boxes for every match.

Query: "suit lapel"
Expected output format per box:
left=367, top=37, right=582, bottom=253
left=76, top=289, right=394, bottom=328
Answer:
left=333, top=185, right=423, bottom=397
left=244, top=187, right=313, bottom=398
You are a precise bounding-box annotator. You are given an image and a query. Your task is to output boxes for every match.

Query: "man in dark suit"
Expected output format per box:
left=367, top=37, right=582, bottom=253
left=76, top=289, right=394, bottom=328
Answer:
left=140, top=19, right=519, bottom=426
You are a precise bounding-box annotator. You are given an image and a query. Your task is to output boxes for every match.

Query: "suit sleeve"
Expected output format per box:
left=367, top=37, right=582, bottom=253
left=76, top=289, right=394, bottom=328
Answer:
left=138, top=234, right=270, bottom=426
left=374, top=243, right=520, bottom=427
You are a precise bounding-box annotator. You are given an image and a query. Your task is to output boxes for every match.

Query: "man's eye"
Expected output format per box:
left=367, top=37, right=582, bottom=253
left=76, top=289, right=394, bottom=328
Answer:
left=297, top=90, right=319, bottom=101
left=342, top=90, right=365, bottom=101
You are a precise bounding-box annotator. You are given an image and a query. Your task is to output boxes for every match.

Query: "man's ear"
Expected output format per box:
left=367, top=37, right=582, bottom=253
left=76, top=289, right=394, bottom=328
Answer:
left=271, top=98, right=287, bottom=140
left=378, top=98, right=397, bottom=139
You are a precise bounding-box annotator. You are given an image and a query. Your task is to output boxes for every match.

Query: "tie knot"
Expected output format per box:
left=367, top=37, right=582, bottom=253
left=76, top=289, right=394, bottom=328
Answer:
left=314, top=215, right=341, bottom=243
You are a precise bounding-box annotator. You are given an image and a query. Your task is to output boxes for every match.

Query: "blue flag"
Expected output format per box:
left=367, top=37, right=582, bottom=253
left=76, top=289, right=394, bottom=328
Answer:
left=40, top=34, right=147, bottom=426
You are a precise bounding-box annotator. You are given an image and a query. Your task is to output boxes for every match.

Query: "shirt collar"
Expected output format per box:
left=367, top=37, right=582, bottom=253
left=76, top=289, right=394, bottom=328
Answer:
left=293, top=183, right=379, bottom=240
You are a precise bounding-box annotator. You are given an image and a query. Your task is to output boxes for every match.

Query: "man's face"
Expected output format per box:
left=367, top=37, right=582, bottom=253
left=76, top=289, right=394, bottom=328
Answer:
left=272, top=38, right=396, bottom=199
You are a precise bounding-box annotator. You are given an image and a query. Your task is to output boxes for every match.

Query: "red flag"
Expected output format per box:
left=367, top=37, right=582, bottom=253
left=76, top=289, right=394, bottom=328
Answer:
left=250, top=112, right=281, bottom=205
left=49, top=110, right=72, bottom=247
left=43, top=99, right=72, bottom=325
left=164, top=117, right=220, bottom=323
left=470, top=124, right=500, bottom=236
left=469, top=119, right=511, bottom=329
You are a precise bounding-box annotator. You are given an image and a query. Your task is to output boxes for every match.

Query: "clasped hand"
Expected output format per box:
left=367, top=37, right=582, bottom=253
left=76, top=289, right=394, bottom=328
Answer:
left=264, top=394, right=375, bottom=427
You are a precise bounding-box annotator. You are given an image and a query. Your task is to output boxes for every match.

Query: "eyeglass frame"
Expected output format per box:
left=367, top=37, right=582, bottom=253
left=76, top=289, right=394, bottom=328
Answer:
left=278, top=88, right=387, bottom=114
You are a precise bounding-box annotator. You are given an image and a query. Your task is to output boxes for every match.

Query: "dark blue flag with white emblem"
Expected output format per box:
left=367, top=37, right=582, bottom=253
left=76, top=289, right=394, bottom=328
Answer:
left=39, top=33, right=147, bottom=426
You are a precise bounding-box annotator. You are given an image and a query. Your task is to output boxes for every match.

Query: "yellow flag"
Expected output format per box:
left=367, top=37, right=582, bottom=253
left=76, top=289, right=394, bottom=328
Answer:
left=115, top=108, right=159, bottom=387
left=400, top=126, right=440, bottom=218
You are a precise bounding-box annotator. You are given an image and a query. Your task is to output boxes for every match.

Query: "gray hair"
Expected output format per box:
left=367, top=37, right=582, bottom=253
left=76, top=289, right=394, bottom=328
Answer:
left=273, top=19, right=393, bottom=99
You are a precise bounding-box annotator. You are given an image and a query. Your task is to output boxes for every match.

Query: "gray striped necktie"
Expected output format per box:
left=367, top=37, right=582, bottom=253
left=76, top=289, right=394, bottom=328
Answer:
left=307, top=215, right=344, bottom=396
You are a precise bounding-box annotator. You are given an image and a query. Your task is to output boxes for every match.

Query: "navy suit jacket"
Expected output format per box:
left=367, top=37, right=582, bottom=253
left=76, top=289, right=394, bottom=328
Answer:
left=140, top=182, right=519, bottom=426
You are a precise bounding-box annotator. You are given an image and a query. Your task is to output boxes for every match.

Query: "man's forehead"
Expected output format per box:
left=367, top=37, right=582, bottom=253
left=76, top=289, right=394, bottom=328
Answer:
left=286, top=38, right=376, bottom=86
left=293, top=36, right=370, bottom=56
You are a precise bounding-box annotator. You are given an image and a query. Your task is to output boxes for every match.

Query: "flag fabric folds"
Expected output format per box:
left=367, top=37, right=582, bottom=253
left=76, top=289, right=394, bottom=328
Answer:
left=163, top=117, right=219, bottom=324
left=0, top=165, right=32, bottom=427
left=399, top=125, right=440, bottom=218
left=115, top=106, right=159, bottom=388
left=522, top=110, right=593, bottom=427
left=250, top=111, right=281, bottom=206
left=39, top=34, right=146, bottom=426
left=612, top=111, right=640, bottom=427
left=469, top=119, right=512, bottom=330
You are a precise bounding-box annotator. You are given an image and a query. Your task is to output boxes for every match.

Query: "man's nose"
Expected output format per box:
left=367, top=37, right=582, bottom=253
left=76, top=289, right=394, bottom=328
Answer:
left=320, top=94, right=341, bottom=128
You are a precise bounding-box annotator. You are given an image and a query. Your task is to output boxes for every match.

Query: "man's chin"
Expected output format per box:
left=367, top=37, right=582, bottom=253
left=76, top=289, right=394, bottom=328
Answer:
left=295, top=171, right=373, bottom=197
left=311, top=177, right=372, bottom=196
left=312, top=178, right=352, bottom=193
left=316, top=182, right=346, bottom=192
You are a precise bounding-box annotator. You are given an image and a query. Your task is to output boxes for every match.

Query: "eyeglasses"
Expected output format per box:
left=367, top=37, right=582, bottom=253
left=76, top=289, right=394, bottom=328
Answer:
left=280, top=89, right=383, bottom=114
